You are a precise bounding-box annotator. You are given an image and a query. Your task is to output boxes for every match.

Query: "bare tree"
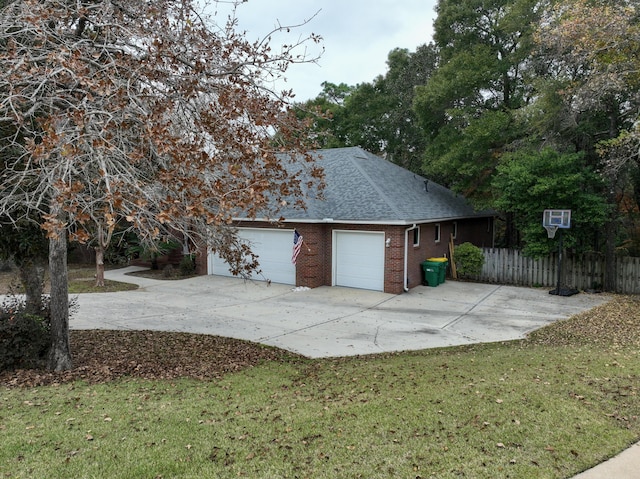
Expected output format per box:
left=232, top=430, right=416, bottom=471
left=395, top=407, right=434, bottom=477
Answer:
left=0, top=0, right=323, bottom=370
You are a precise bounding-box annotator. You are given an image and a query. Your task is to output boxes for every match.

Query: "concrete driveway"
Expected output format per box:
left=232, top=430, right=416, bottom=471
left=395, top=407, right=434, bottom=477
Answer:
left=72, top=266, right=609, bottom=358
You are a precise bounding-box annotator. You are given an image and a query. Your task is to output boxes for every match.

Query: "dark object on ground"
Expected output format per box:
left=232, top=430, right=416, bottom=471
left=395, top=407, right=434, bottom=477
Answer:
left=549, top=287, right=580, bottom=296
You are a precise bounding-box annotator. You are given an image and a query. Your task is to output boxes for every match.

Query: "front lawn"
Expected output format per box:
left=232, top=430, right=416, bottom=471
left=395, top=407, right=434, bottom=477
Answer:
left=1, top=296, right=638, bottom=478
left=0, top=264, right=138, bottom=294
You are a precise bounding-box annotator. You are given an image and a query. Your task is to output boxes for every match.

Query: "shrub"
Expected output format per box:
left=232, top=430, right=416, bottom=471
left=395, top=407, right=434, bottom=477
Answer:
left=0, top=295, right=51, bottom=370
left=162, top=264, right=175, bottom=278
left=453, top=242, right=485, bottom=278
left=179, top=254, right=196, bottom=276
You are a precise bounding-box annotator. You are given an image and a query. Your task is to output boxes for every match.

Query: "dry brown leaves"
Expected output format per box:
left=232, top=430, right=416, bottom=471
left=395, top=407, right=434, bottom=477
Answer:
left=0, top=330, right=303, bottom=388
left=2, top=295, right=638, bottom=389
left=528, top=295, right=640, bottom=348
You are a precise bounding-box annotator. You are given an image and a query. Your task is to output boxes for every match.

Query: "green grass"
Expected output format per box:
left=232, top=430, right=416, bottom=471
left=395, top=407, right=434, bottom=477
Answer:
left=0, top=265, right=139, bottom=295
left=66, top=266, right=138, bottom=294
left=1, top=341, right=639, bottom=478
left=67, top=278, right=138, bottom=294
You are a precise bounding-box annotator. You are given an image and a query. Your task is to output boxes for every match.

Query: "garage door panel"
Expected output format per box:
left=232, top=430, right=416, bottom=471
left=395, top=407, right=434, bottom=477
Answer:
left=334, top=231, right=385, bottom=291
left=208, top=229, right=295, bottom=285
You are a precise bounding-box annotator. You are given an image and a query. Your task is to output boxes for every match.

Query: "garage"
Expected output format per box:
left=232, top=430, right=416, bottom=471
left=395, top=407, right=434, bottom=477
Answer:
left=208, top=228, right=296, bottom=285
left=333, top=230, right=385, bottom=291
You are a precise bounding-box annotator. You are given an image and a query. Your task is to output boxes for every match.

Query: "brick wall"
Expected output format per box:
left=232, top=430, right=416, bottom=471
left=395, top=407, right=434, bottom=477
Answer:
left=302, top=223, right=406, bottom=294
left=384, top=226, right=406, bottom=294
left=195, top=217, right=494, bottom=294
left=406, top=219, right=494, bottom=290
left=292, top=223, right=329, bottom=289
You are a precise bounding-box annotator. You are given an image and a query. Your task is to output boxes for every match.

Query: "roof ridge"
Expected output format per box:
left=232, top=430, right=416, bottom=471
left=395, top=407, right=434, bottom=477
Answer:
left=348, top=150, right=404, bottom=219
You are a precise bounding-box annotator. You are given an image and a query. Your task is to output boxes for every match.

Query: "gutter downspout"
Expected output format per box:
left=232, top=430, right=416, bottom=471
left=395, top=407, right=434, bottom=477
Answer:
left=404, top=224, right=417, bottom=292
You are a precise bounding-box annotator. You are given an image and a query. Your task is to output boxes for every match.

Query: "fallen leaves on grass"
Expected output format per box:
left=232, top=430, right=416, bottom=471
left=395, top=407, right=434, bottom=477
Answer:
left=0, top=330, right=303, bottom=388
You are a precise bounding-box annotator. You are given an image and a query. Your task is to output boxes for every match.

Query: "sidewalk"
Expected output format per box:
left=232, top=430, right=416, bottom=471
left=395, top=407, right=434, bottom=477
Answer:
left=571, top=441, right=640, bottom=479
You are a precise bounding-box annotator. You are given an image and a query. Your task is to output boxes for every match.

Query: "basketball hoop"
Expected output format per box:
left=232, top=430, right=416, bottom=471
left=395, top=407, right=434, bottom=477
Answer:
left=544, top=225, right=558, bottom=239
left=542, top=209, right=578, bottom=296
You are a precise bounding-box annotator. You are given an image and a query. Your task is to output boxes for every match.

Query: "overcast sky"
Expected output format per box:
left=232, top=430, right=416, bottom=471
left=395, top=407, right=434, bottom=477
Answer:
left=211, top=0, right=438, bottom=101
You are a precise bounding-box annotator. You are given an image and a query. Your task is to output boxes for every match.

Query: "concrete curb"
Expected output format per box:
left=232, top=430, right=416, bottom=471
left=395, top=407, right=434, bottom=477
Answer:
left=571, top=441, right=640, bottom=478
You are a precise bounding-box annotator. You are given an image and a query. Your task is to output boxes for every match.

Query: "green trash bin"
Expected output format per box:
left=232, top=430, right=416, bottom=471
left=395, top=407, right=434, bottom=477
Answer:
left=427, top=257, right=448, bottom=284
left=421, top=261, right=440, bottom=287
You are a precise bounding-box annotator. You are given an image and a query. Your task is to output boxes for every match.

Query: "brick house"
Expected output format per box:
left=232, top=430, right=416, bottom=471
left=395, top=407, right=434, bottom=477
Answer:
left=196, top=147, right=494, bottom=294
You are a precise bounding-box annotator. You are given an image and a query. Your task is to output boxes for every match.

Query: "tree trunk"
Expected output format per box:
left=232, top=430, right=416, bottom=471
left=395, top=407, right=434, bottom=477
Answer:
left=602, top=102, right=620, bottom=293
left=603, top=180, right=618, bottom=292
left=603, top=216, right=617, bottom=292
left=47, top=229, right=72, bottom=371
left=18, top=260, right=45, bottom=315
left=95, top=245, right=105, bottom=287
left=504, top=212, right=517, bottom=248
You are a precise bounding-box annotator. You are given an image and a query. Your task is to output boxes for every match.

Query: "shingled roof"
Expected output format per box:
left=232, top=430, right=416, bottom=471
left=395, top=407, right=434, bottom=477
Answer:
left=268, top=147, right=492, bottom=225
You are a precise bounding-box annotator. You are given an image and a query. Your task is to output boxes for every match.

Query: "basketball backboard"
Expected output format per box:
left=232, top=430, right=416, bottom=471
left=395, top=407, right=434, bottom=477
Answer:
left=543, top=209, right=571, bottom=229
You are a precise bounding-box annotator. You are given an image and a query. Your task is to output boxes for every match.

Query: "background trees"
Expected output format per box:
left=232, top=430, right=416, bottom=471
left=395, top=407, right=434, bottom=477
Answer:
left=493, top=149, right=608, bottom=257
left=413, top=0, right=539, bottom=199
left=409, top=0, right=637, bottom=287
left=532, top=0, right=640, bottom=288
left=297, top=44, right=438, bottom=172
left=0, top=0, right=322, bottom=370
left=296, top=0, right=637, bottom=291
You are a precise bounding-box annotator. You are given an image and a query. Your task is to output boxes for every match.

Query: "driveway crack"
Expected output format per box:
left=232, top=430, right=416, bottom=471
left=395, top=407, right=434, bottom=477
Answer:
left=440, top=285, right=502, bottom=330
left=258, top=295, right=395, bottom=342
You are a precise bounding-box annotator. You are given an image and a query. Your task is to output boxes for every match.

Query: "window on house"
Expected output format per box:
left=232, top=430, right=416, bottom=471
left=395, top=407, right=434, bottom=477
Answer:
left=413, top=227, right=420, bottom=247
left=434, top=223, right=441, bottom=243
left=452, top=221, right=458, bottom=240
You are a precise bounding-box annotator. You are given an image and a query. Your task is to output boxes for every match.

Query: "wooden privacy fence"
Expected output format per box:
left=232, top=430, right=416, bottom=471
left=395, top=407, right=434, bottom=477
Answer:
left=477, top=248, right=640, bottom=294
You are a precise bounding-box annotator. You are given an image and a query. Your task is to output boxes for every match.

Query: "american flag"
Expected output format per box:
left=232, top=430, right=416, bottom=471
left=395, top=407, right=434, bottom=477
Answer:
left=292, top=230, right=303, bottom=265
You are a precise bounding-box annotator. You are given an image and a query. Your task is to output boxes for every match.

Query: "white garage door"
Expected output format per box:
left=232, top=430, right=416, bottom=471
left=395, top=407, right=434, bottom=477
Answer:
left=208, top=228, right=296, bottom=285
left=333, top=231, right=385, bottom=291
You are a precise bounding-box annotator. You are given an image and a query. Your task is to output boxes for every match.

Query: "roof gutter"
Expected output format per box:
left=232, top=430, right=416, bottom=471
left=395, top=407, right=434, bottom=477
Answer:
left=230, top=216, right=493, bottom=226
left=404, top=224, right=417, bottom=292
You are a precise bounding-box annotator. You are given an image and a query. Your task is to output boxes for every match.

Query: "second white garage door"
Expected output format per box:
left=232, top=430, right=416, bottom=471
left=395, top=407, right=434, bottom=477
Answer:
left=333, top=231, right=385, bottom=291
left=208, top=228, right=296, bottom=285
